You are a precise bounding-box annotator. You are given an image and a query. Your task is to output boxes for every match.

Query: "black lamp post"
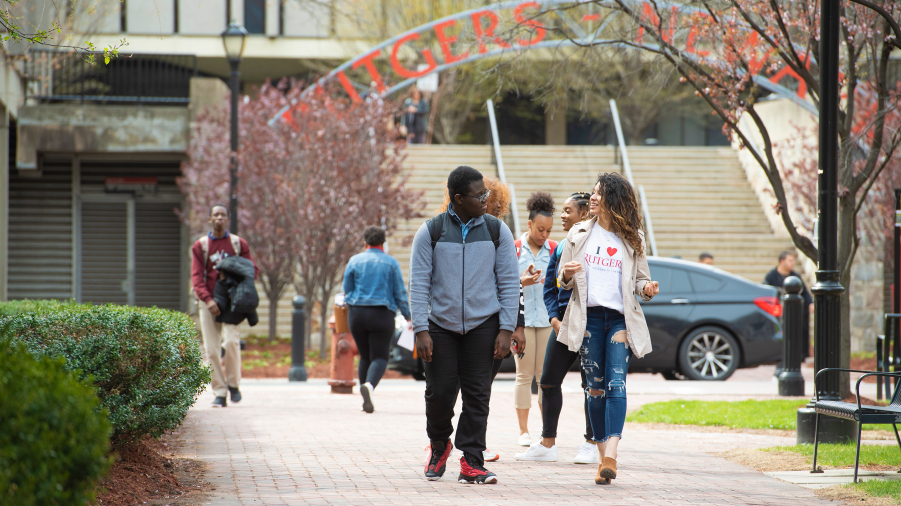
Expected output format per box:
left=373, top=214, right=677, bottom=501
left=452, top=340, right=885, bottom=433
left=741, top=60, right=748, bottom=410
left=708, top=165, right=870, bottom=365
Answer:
left=221, top=21, right=248, bottom=234
left=797, top=0, right=856, bottom=445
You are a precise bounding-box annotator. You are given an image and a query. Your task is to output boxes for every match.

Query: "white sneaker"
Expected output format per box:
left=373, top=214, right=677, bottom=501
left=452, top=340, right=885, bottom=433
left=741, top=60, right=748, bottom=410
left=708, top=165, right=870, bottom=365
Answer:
left=483, top=449, right=499, bottom=462
left=515, top=442, right=558, bottom=461
left=518, top=433, right=532, bottom=446
left=573, top=441, right=599, bottom=464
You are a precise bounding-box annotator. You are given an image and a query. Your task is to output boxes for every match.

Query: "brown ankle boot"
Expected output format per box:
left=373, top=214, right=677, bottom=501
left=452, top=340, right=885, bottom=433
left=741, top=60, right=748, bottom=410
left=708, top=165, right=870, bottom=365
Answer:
left=595, top=463, right=610, bottom=484
left=599, top=457, right=617, bottom=481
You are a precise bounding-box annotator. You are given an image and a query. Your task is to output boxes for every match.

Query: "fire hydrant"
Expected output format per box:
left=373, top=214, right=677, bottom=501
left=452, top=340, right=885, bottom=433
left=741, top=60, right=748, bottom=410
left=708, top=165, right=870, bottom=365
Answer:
left=328, top=304, right=358, bottom=394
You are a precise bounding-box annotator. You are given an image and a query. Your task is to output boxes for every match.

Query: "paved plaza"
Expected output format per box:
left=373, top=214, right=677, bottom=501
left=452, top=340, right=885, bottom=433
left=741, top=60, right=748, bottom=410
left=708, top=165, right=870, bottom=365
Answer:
left=172, top=366, right=857, bottom=505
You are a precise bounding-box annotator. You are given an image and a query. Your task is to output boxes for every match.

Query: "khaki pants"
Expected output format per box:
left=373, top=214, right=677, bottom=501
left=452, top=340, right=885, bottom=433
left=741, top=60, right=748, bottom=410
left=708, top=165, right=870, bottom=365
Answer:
left=198, top=300, right=241, bottom=398
left=513, top=326, right=552, bottom=409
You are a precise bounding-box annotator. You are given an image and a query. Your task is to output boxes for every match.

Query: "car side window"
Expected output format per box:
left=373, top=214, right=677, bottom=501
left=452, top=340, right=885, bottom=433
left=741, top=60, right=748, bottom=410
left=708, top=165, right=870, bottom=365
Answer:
left=690, top=271, right=723, bottom=292
left=671, top=268, right=693, bottom=293
left=651, top=266, right=672, bottom=293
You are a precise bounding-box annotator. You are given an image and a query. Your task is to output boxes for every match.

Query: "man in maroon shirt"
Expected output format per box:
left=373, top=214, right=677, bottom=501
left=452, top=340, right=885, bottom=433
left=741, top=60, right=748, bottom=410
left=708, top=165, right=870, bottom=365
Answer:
left=191, top=205, right=259, bottom=408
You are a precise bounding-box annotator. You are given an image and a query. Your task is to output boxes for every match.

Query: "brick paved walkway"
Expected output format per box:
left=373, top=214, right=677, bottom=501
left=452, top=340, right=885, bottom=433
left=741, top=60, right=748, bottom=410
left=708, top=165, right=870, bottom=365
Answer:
left=176, top=373, right=831, bottom=505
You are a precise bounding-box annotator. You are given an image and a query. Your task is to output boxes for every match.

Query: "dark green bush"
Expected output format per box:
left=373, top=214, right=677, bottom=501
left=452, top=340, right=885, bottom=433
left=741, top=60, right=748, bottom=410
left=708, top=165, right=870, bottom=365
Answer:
left=0, top=339, right=113, bottom=506
left=0, top=301, right=211, bottom=440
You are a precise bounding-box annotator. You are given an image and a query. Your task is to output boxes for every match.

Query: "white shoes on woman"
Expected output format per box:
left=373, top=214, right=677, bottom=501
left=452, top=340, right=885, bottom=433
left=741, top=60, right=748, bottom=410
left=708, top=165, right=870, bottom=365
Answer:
left=573, top=441, right=600, bottom=464
left=515, top=442, right=558, bottom=461
left=518, top=433, right=532, bottom=446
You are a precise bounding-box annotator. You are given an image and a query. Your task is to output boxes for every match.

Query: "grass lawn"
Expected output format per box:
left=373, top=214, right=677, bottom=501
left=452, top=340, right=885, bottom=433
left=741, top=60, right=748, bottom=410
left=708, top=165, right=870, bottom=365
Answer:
left=627, top=399, right=888, bottom=431
left=853, top=479, right=901, bottom=501
left=627, top=399, right=806, bottom=430
left=764, top=443, right=901, bottom=468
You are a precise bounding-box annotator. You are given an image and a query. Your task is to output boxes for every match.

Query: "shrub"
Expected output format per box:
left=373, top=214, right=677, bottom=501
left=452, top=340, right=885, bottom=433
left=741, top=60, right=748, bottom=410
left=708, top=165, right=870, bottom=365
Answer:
left=0, top=339, right=113, bottom=506
left=0, top=301, right=211, bottom=440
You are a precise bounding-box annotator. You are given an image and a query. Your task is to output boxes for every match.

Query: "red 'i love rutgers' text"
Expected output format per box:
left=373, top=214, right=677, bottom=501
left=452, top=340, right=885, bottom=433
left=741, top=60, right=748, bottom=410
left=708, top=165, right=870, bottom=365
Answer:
left=584, top=254, right=622, bottom=269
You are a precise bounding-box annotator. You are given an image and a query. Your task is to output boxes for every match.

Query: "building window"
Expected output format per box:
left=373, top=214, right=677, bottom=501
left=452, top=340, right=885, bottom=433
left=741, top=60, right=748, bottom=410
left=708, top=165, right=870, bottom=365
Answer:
left=245, top=0, right=265, bottom=33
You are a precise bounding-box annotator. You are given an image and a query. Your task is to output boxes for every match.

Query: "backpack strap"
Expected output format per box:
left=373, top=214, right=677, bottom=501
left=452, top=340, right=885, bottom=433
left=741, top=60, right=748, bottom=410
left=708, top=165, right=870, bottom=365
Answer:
left=427, top=213, right=447, bottom=250
left=514, top=239, right=522, bottom=258
left=230, top=233, right=242, bottom=256
left=198, top=236, right=210, bottom=284
left=483, top=214, right=501, bottom=250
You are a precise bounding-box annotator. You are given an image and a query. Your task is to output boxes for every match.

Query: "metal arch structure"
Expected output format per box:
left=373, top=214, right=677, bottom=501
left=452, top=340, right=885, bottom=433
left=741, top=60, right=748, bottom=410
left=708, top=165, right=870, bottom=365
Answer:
left=269, top=0, right=817, bottom=125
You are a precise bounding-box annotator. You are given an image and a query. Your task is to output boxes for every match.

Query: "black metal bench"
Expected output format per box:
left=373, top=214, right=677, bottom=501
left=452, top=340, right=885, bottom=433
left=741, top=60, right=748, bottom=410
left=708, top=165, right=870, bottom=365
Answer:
left=812, top=367, right=901, bottom=482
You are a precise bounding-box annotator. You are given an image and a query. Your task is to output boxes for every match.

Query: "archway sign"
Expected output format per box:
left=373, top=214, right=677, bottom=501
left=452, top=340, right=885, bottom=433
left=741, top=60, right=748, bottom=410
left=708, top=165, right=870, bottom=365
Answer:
left=269, top=0, right=816, bottom=125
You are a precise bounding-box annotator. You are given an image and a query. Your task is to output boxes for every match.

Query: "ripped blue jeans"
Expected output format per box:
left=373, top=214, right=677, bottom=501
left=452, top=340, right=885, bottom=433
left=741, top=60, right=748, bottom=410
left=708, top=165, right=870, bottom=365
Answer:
left=580, top=306, right=631, bottom=443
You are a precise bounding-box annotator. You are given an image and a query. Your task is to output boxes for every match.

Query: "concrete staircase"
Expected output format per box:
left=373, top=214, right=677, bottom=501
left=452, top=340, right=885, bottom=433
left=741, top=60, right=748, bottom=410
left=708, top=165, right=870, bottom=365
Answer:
left=249, top=144, right=793, bottom=339
left=390, top=144, right=793, bottom=283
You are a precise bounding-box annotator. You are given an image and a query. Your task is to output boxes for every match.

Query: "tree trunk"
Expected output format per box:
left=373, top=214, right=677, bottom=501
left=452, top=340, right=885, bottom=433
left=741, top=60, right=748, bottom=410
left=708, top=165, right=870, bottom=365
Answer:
left=303, top=296, right=315, bottom=351
left=837, top=194, right=858, bottom=399
left=268, top=293, right=278, bottom=342
left=319, top=297, right=330, bottom=359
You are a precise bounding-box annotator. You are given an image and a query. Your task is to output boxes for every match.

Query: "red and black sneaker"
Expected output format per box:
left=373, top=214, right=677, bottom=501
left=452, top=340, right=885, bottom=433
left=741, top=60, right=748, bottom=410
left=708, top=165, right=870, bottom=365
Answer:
left=424, top=440, right=452, bottom=481
left=458, top=454, right=498, bottom=484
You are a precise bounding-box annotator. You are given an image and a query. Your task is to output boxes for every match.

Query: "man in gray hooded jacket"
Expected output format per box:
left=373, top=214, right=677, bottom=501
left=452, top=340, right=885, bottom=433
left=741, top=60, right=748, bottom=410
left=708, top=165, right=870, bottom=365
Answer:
left=410, top=166, right=519, bottom=484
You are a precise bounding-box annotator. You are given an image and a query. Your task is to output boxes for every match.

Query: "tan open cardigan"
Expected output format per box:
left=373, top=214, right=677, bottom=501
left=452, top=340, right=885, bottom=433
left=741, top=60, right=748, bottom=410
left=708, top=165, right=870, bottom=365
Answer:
left=556, top=217, right=655, bottom=359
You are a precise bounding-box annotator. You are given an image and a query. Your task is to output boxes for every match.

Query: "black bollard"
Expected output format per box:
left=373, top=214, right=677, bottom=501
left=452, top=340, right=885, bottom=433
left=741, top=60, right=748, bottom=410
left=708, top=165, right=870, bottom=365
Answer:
left=288, top=295, right=308, bottom=382
left=778, top=276, right=805, bottom=396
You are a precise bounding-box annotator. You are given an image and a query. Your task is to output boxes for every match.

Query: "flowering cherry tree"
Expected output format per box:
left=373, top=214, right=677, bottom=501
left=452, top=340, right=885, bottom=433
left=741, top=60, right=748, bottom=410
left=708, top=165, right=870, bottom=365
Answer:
left=181, top=81, right=425, bottom=349
left=283, top=88, right=425, bottom=356
left=179, top=81, right=300, bottom=341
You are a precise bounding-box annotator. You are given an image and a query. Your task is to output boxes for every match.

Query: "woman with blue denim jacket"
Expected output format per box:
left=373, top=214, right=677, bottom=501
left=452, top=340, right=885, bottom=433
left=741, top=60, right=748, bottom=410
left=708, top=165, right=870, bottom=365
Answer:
left=515, top=192, right=595, bottom=465
left=558, top=173, right=659, bottom=485
left=343, top=226, right=412, bottom=414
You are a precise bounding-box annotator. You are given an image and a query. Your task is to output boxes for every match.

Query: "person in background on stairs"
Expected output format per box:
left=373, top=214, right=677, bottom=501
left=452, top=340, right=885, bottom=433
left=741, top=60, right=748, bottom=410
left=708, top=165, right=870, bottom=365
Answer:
left=343, top=226, right=411, bottom=414
left=698, top=252, right=714, bottom=265
left=516, top=191, right=598, bottom=465
left=556, top=173, right=659, bottom=485
left=763, top=251, right=813, bottom=359
left=437, top=175, right=526, bottom=463
left=513, top=191, right=556, bottom=448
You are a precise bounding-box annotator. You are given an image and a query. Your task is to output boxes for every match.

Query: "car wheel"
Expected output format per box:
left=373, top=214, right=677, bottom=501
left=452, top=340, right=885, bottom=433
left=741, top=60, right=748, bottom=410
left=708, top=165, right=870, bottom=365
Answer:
left=678, top=327, right=740, bottom=381
left=660, top=371, right=682, bottom=381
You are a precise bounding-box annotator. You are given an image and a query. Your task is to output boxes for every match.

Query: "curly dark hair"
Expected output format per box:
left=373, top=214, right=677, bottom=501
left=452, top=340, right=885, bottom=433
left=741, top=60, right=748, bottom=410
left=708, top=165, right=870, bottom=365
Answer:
left=567, top=191, right=591, bottom=215
left=447, top=166, right=483, bottom=200
left=363, top=226, right=386, bottom=246
left=526, top=191, right=554, bottom=220
left=596, top=173, right=644, bottom=257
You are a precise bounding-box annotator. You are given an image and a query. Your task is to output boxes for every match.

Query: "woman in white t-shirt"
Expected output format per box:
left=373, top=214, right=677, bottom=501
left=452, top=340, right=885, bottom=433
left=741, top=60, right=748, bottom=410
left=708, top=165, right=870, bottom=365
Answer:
left=557, top=173, right=659, bottom=485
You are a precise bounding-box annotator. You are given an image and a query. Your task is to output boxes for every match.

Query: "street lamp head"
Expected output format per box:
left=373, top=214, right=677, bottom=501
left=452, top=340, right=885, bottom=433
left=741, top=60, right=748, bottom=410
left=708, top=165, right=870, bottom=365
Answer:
left=221, top=22, right=248, bottom=63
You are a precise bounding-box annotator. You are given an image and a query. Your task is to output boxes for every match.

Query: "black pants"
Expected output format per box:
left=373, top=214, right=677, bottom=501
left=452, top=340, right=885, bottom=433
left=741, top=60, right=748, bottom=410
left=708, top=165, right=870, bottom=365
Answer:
left=424, top=313, right=499, bottom=466
left=347, top=305, right=396, bottom=389
left=539, top=330, right=593, bottom=441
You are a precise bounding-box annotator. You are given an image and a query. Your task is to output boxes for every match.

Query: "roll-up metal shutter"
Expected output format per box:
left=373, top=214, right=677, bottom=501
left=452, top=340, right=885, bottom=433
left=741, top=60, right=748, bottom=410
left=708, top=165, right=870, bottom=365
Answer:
left=80, top=202, right=128, bottom=305
left=135, top=202, right=182, bottom=310
left=7, top=161, right=73, bottom=299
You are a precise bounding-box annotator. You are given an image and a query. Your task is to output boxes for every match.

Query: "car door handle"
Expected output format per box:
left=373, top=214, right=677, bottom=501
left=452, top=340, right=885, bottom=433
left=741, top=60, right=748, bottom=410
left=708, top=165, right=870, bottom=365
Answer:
left=671, top=298, right=690, bottom=304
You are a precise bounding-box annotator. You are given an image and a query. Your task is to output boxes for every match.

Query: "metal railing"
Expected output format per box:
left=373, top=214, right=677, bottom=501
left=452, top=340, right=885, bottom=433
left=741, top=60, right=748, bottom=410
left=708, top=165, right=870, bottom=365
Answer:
left=609, top=99, right=657, bottom=256
left=23, top=50, right=198, bottom=105
left=486, top=99, right=522, bottom=237
left=876, top=313, right=901, bottom=400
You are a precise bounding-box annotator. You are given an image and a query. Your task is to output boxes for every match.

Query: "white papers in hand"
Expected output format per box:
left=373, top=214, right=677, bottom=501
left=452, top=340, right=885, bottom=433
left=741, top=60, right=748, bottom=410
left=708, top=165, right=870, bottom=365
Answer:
left=397, top=322, right=415, bottom=351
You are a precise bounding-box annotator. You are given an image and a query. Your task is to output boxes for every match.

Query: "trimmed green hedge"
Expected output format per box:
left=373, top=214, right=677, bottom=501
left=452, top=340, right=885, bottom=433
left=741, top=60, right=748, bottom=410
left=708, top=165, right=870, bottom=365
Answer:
left=0, top=339, right=113, bottom=506
left=0, top=300, right=211, bottom=440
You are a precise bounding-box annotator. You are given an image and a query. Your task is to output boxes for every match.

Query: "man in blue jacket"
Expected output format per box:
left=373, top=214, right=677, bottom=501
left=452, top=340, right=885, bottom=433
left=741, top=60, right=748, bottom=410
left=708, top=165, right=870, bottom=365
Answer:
left=409, top=166, right=519, bottom=484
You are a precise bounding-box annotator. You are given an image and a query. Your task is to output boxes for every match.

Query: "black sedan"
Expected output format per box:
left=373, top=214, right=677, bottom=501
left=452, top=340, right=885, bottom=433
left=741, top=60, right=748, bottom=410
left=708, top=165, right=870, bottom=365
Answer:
left=389, top=257, right=783, bottom=381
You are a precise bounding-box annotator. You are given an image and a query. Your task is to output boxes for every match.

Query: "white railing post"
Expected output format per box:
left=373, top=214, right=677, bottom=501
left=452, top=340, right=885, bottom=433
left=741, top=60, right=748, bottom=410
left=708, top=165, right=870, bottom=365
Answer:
left=609, top=99, right=656, bottom=256
left=487, top=99, right=521, bottom=237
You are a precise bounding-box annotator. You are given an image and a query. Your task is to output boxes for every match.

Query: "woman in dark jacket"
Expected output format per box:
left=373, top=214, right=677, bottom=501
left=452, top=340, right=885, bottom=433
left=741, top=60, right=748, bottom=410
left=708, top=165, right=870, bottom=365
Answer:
left=402, top=87, right=430, bottom=144
left=343, top=226, right=411, bottom=413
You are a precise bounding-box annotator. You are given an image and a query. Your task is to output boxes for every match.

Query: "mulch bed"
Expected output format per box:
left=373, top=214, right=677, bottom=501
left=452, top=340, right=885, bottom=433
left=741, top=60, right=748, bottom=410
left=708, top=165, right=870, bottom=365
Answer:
left=95, top=435, right=206, bottom=506
left=240, top=338, right=404, bottom=380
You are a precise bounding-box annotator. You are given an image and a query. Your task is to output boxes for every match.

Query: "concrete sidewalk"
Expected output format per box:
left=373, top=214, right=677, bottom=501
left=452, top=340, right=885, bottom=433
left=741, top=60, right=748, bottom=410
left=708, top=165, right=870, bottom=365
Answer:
left=175, top=369, right=834, bottom=505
